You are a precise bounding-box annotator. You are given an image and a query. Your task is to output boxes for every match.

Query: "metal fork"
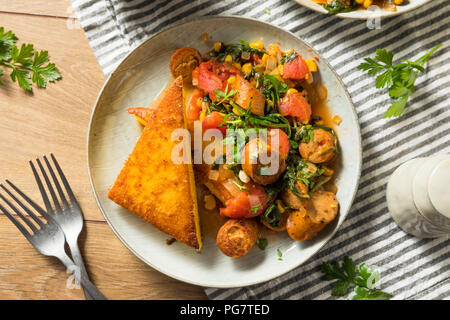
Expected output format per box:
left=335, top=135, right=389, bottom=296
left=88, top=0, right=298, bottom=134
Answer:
left=0, top=180, right=106, bottom=300
left=30, top=154, right=94, bottom=300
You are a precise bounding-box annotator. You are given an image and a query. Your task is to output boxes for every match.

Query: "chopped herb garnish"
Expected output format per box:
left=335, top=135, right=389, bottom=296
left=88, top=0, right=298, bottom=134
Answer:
left=280, top=51, right=298, bottom=64
left=277, top=248, right=283, bottom=261
left=264, top=7, right=271, bottom=15
left=262, top=74, right=288, bottom=110
left=251, top=204, right=261, bottom=213
left=321, top=0, right=357, bottom=16
left=213, top=83, right=237, bottom=105
left=232, top=180, right=250, bottom=193
left=256, top=238, right=268, bottom=250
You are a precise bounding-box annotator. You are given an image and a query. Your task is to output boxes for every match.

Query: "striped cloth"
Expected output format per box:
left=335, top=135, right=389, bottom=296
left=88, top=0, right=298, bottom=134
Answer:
left=71, top=0, right=450, bottom=300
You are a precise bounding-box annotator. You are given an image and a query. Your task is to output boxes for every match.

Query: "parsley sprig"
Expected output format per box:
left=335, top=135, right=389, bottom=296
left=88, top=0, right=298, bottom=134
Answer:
left=358, top=44, right=442, bottom=118
left=0, top=27, right=61, bottom=90
left=321, top=256, right=393, bottom=300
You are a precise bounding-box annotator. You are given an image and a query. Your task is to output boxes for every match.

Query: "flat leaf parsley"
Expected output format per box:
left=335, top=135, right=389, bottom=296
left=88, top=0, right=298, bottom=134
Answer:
left=0, top=27, right=61, bottom=90
left=321, top=256, right=393, bottom=300
left=358, top=44, right=441, bottom=118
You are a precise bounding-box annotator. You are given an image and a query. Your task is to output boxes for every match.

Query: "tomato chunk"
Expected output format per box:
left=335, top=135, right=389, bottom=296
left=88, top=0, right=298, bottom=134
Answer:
left=202, top=111, right=227, bottom=135
left=220, top=182, right=269, bottom=219
left=186, top=89, right=204, bottom=121
left=282, top=51, right=310, bottom=80
left=195, top=61, right=240, bottom=101
left=267, top=128, right=290, bottom=160
left=279, top=91, right=311, bottom=122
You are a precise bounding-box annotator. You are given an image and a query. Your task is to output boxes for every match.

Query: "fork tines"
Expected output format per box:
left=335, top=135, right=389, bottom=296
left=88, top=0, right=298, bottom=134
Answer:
left=30, top=153, right=77, bottom=214
left=0, top=180, right=49, bottom=239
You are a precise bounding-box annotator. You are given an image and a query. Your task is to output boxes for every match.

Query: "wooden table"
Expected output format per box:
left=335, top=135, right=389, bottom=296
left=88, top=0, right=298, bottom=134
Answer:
left=0, top=0, right=207, bottom=300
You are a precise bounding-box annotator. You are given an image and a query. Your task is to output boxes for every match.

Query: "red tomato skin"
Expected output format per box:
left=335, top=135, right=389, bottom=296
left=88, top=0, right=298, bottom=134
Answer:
left=267, top=129, right=290, bottom=160
left=220, top=183, right=269, bottom=219
left=219, top=192, right=251, bottom=219
left=202, top=111, right=227, bottom=135
left=282, top=52, right=310, bottom=80
left=186, top=89, right=204, bottom=121
left=278, top=91, right=312, bottom=122
left=196, top=61, right=240, bottom=101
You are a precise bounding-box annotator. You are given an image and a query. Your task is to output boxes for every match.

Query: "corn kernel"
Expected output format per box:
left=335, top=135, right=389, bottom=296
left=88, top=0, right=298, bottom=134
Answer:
left=227, top=76, right=236, bottom=84
left=287, top=88, right=298, bottom=95
left=315, top=120, right=324, bottom=125
left=277, top=64, right=283, bottom=76
left=232, top=107, right=241, bottom=115
left=204, top=195, right=216, bottom=210
left=267, top=44, right=280, bottom=56
left=261, top=53, right=269, bottom=64
left=322, top=166, right=334, bottom=177
left=196, top=97, right=203, bottom=107
left=363, top=0, right=373, bottom=8
left=394, top=0, right=403, bottom=4
left=355, top=0, right=364, bottom=4
left=199, top=111, right=206, bottom=121
left=224, top=55, right=233, bottom=63
left=305, top=59, right=318, bottom=72
left=276, top=200, right=285, bottom=213
left=242, top=63, right=253, bottom=75
left=332, top=115, right=342, bottom=125
left=213, top=42, right=222, bottom=52
left=233, top=62, right=241, bottom=70
left=250, top=41, right=264, bottom=50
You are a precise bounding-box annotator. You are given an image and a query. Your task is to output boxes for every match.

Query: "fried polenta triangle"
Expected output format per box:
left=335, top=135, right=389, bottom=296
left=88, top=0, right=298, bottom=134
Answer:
left=107, top=76, right=202, bottom=250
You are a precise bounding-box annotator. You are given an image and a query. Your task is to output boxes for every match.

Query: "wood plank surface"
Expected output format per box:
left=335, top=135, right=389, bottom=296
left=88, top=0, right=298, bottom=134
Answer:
left=0, top=13, right=105, bottom=222
left=0, top=0, right=72, bottom=17
left=0, top=8, right=207, bottom=300
left=0, top=216, right=206, bottom=300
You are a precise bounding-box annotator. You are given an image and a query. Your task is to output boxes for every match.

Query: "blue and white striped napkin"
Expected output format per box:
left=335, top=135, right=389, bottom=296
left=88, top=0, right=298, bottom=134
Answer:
left=71, top=0, right=450, bottom=300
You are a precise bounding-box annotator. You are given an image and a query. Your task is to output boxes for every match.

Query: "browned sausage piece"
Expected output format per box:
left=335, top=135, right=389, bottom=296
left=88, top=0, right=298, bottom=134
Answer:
left=280, top=181, right=308, bottom=210
left=216, top=219, right=259, bottom=258
left=169, top=47, right=202, bottom=83
left=241, top=139, right=287, bottom=186
left=286, top=190, right=338, bottom=241
left=299, top=128, right=336, bottom=164
left=234, top=74, right=266, bottom=116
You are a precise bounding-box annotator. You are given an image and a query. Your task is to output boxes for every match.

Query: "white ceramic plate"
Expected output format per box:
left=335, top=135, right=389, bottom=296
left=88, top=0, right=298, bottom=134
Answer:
left=87, top=16, right=362, bottom=288
left=295, top=0, right=432, bottom=19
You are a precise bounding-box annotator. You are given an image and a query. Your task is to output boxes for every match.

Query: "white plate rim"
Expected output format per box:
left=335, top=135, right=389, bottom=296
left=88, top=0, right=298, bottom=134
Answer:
left=86, top=15, right=362, bottom=288
left=295, top=0, right=433, bottom=20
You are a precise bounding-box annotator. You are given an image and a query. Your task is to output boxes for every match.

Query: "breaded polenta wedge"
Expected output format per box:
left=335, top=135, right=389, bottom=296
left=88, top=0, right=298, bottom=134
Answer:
left=107, top=76, right=202, bottom=250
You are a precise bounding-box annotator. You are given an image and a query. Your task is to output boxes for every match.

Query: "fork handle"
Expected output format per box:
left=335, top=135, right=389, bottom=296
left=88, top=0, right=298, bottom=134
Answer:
left=67, top=237, right=93, bottom=300
left=59, top=254, right=107, bottom=300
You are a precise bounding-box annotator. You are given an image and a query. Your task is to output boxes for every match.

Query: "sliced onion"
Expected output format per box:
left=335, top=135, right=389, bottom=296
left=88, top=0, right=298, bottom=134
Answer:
left=222, top=179, right=241, bottom=197
left=266, top=56, right=278, bottom=72
left=241, top=51, right=251, bottom=60
left=208, top=170, right=219, bottom=181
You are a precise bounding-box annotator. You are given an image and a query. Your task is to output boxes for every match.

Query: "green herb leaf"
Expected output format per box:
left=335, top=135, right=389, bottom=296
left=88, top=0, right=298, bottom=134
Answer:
left=358, top=44, right=441, bottom=118
left=384, top=94, right=409, bottom=118
left=0, top=27, right=61, bottom=91
left=256, top=238, right=268, bottom=250
left=251, top=204, right=261, bottom=213
left=321, top=0, right=357, bottom=15
left=277, top=248, right=283, bottom=261
left=10, top=67, right=31, bottom=91
left=321, top=256, right=393, bottom=300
